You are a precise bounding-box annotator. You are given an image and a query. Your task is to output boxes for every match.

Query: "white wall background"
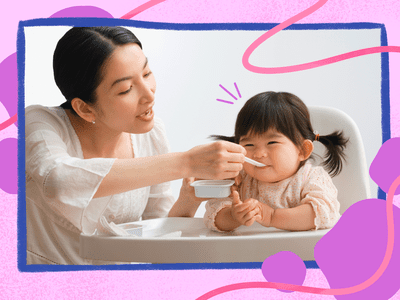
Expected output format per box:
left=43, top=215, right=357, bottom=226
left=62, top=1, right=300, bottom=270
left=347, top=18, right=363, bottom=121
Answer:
left=24, top=24, right=383, bottom=217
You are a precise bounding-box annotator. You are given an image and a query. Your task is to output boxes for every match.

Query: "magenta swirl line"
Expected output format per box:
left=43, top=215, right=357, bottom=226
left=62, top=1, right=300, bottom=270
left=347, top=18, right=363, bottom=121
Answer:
left=245, top=46, right=400, bottom=74
left=242, top=0, right=400, bottom=73
left=120, top=0, right=166, bottom=19
left=196, top=175, right=400, bottom=299
left=0, top=113, right=17, bottom=132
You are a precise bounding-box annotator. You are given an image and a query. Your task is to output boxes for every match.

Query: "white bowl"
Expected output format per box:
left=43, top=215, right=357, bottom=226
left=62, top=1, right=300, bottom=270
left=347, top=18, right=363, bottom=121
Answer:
left=190, top=180, right=235, bottom=198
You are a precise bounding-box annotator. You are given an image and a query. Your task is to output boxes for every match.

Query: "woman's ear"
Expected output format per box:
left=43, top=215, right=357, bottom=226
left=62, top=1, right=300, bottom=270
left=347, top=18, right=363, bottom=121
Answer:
left=300, top=139, right=314, bottom=161
left=71, top=98, right=96, bottom=123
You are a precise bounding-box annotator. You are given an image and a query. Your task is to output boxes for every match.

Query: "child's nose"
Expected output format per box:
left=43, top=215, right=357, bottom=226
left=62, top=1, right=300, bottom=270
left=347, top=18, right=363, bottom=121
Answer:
left=253, top=148, right=267, bottom=159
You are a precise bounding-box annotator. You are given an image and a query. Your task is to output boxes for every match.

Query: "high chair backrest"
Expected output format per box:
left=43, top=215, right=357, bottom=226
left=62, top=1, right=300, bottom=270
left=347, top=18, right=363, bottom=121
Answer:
left=308, top=106, right=371, bottom=214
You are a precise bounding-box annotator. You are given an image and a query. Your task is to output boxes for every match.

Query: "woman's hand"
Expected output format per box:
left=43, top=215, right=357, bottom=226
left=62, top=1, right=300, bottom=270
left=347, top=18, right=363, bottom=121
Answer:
left=94, top=141, right=245, bottom=199
left=231, top=173, right=243, bottom=193
left=230, top=191, right=260, bottom=226
left=184, top=141, right=246, bottom=180
left=178, top=177, right=207, bottom=203
left=168, top=177, right=203, bottom=217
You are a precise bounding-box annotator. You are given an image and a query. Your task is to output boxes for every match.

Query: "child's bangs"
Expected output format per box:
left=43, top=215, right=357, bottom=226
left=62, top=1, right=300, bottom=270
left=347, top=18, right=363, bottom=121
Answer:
left=235, top=94, right=297, bottom=144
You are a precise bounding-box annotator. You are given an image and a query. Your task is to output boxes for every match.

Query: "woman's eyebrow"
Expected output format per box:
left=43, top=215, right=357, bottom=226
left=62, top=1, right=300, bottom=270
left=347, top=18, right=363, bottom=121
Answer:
left=143, top=57, right=148, bottom=69
left=110, top=57, right=149, bottom=88
left=111, top=76, right=133, bottom=87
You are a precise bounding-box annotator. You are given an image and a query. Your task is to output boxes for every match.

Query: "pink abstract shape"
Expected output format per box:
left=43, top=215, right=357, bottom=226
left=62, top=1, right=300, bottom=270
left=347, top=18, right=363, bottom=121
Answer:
left=0, top=138, right=17, bottom=194
left=49, top=6, right=113, bottom=18
left=0, top=53, right=18, bottom=128
left=0, top=113, right=17, bottom=132
left=261, top=251, right=306, bottom=293
left=370, top=137, right=400, bottom=195
left=0, top=6, right=114, bottom=134
left=314, top=197, right=400, bottom=299
left=197, top=173, right=400, bottom=298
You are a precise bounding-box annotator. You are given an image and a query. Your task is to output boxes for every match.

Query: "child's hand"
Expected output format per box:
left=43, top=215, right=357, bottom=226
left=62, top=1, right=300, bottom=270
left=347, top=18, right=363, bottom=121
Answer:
left=230, top=191, right=260, bottom=226
left=254, top=202, right=275, bottom=227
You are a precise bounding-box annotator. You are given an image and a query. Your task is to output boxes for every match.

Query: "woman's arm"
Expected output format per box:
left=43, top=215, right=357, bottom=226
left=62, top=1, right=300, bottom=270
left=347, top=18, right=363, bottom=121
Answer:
left=94, top=141, right=246, bottom=198
left=168, top=178, right=202, bottom=217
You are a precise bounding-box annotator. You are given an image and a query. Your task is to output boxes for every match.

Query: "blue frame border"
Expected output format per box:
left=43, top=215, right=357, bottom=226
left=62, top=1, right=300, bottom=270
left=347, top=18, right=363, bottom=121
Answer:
left=17, top=18, right=390, bottom=272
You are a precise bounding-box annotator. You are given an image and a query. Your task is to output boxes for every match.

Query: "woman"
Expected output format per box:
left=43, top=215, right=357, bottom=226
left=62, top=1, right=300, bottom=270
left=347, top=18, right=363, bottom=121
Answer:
left=25, top=27, right=245, bottom=264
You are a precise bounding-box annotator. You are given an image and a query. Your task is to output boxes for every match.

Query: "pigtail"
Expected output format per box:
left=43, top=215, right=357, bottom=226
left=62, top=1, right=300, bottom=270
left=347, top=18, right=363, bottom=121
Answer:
left=209, top=135, right=236, bottom=143
left=316, top=130, right=349, bottom=177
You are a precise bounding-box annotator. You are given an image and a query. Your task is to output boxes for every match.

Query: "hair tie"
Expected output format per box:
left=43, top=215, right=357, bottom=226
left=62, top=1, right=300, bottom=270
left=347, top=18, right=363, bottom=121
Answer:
left=313, top=130, right=320, bottom=142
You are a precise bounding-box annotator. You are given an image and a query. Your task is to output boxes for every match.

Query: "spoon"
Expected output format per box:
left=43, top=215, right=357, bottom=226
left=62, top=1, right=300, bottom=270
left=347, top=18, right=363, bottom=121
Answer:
left=244, top=157, right=266, bottom=167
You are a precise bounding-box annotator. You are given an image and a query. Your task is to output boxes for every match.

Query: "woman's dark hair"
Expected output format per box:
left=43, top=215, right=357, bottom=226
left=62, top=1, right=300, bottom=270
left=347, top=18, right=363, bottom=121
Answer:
left=53, top=26, right=142, bottom=112
left=212, top=91, right=348, bottom=176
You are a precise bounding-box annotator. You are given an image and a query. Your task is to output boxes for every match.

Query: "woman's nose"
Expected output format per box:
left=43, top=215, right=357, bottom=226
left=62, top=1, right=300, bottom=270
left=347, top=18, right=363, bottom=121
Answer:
left=139, top=80, right=156, bottom=104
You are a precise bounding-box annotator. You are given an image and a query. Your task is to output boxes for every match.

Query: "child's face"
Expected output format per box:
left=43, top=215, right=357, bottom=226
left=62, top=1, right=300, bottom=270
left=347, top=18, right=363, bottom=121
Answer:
left=239, top=129, right=306, bottom=183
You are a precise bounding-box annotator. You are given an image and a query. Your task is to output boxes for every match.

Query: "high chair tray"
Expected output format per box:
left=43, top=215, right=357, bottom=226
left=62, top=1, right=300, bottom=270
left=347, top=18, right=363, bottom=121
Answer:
left=79, top=217, right=330, bottom=263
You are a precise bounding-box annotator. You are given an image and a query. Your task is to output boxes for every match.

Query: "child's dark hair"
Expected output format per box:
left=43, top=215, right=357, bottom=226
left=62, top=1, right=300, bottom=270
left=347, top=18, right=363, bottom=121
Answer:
left=211, top=91, right=348, bottom=176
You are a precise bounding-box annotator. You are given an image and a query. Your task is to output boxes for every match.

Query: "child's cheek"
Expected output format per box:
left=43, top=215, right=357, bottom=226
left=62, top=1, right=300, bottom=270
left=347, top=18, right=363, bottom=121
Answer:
left=243, top=163, right=254, bottom=177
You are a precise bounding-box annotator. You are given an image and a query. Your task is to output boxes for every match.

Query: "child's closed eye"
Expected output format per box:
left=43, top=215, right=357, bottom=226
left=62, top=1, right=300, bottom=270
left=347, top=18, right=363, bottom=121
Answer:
left=268, top=141, right=278, bottom=145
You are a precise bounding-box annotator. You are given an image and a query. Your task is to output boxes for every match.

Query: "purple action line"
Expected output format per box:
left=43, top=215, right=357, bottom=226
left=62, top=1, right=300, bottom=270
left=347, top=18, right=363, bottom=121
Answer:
left=234, top=82, right=241, bottom=98
left=219, top=84, right=238, bottom=100
left=216, top=99, right=234, bottom=104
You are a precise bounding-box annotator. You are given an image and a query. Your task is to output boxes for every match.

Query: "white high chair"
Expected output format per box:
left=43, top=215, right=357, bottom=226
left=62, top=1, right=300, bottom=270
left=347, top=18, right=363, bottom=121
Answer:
left=79, top=106, right=371, bottom=264
left=309, top=106, right=371, bottom=213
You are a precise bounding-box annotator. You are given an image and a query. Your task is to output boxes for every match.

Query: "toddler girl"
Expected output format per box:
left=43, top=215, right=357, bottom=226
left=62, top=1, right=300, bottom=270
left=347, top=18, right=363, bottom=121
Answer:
left=204, top=91, right=348, bottom=232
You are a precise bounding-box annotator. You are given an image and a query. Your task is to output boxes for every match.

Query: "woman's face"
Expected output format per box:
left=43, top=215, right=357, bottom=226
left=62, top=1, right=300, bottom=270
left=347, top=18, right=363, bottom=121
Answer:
left=93, top=43, right=156, bottom=134
left=239, top=129, right=306, bottom=183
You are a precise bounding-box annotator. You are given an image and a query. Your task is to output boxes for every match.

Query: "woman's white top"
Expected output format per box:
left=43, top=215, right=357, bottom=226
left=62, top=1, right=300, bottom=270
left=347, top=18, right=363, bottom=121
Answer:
left=25, top=105, right=174, bottom=264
